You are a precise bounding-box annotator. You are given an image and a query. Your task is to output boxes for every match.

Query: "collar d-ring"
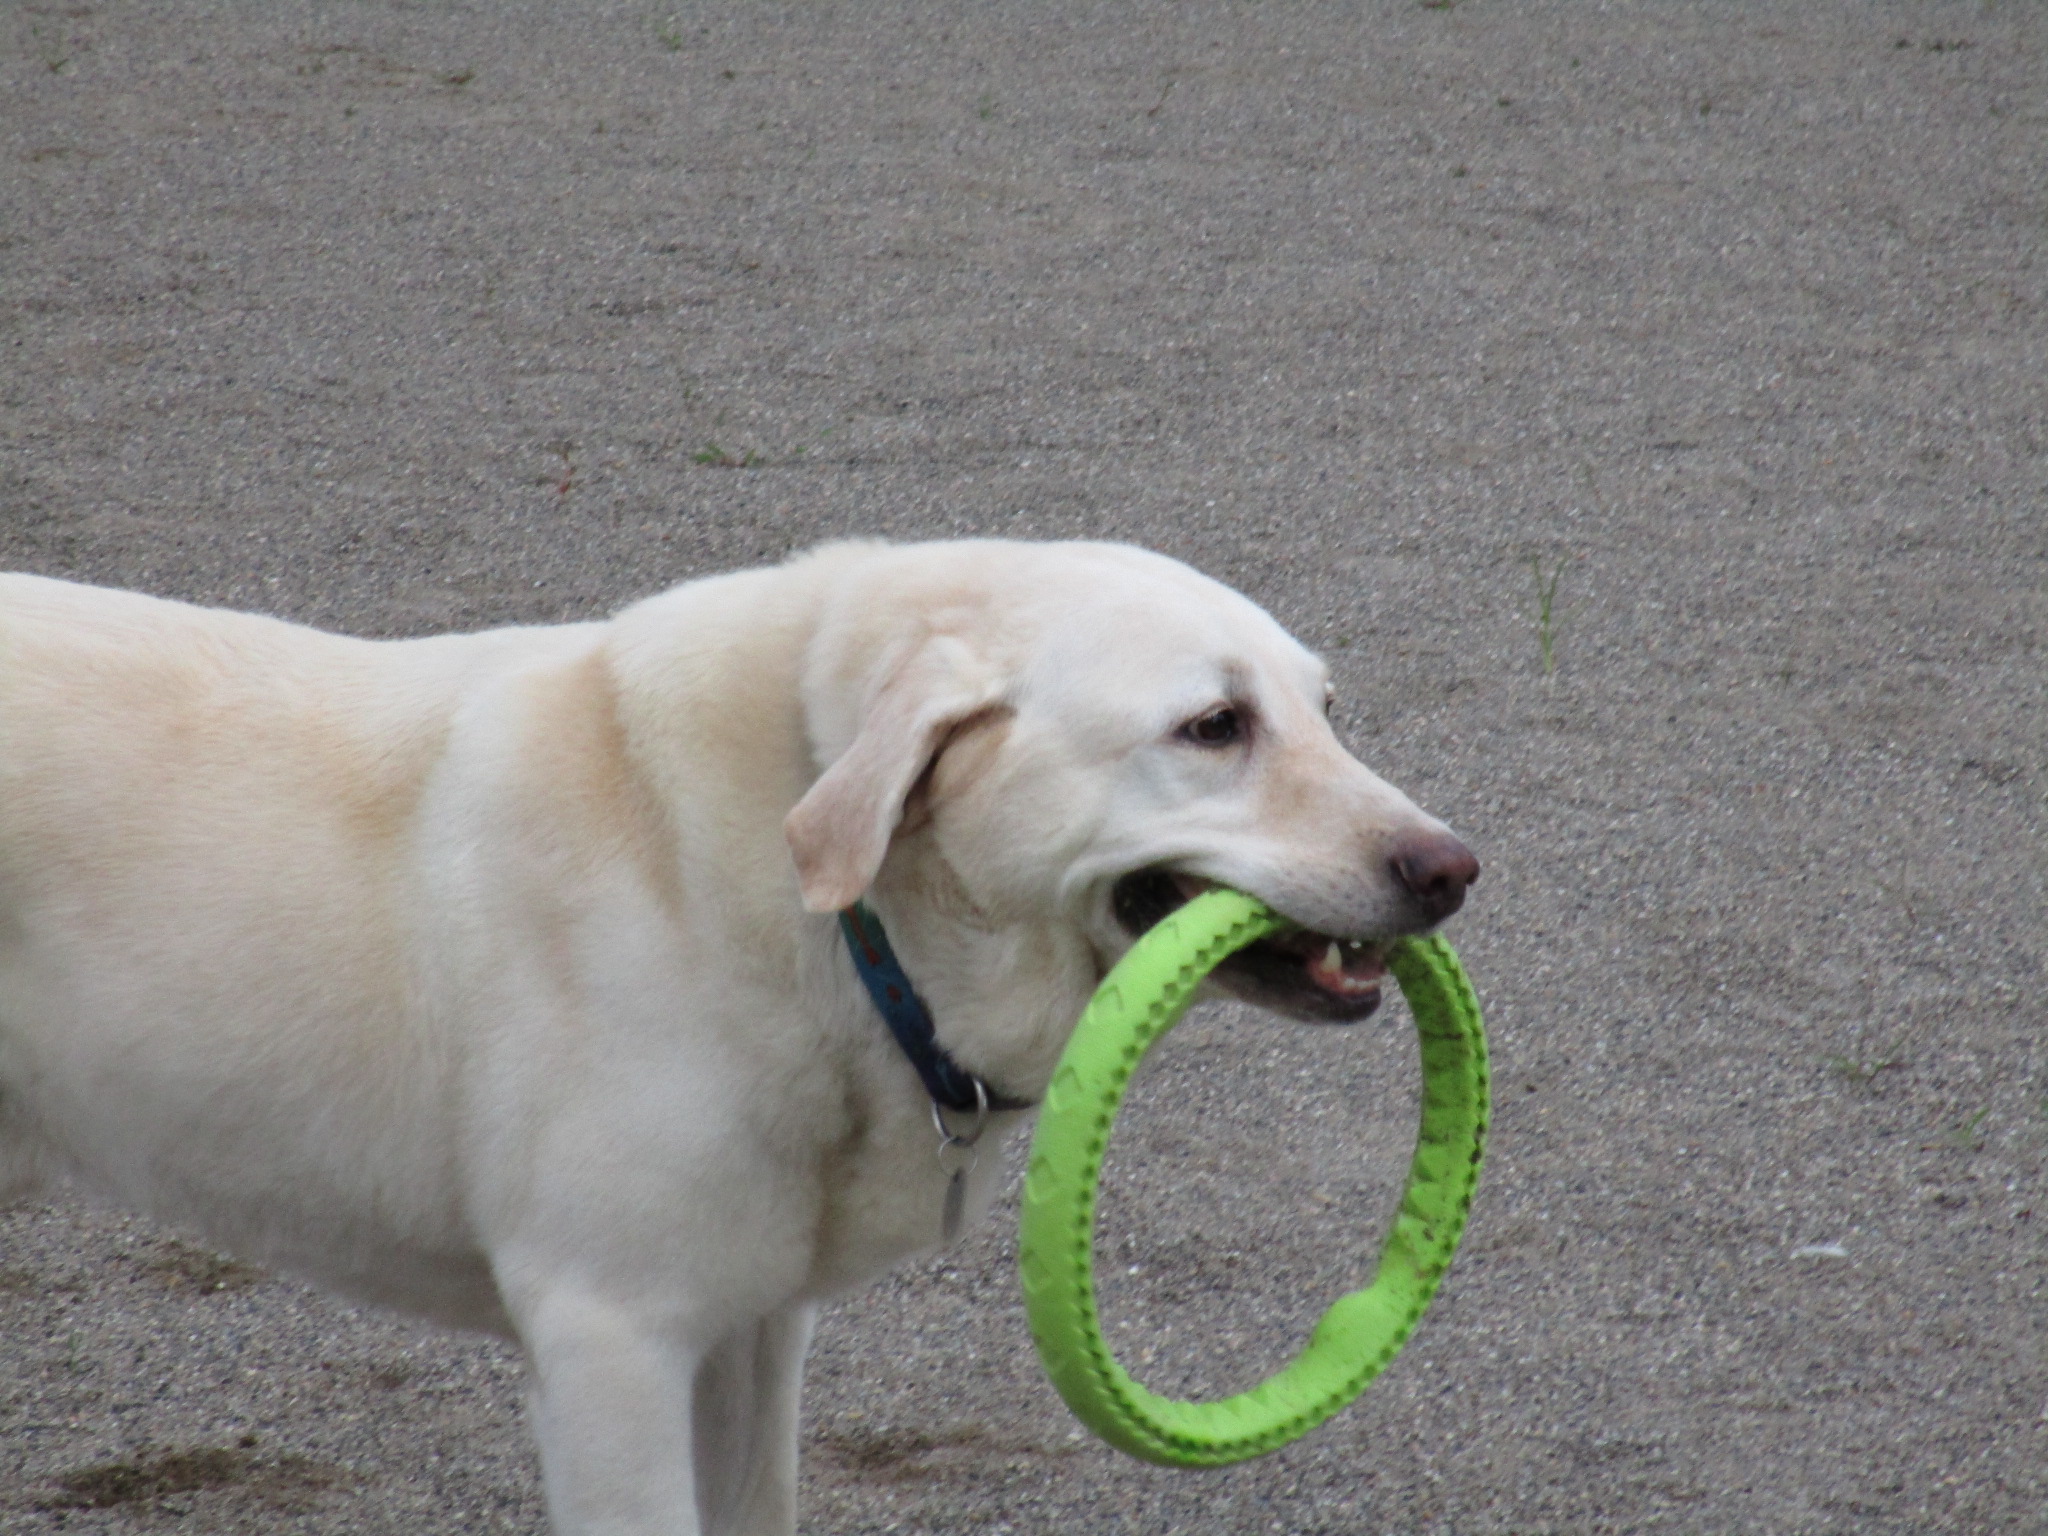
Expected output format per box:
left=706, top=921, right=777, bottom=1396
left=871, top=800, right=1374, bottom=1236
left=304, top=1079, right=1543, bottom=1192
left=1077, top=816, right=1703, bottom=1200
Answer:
left=932, top=1073, right=991, bottom=1154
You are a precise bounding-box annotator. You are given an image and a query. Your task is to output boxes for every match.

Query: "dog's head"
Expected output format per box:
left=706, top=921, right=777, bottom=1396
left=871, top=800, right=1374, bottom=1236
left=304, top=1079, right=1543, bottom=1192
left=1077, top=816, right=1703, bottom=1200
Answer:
left=783, top=540, right=1476, bottom=1023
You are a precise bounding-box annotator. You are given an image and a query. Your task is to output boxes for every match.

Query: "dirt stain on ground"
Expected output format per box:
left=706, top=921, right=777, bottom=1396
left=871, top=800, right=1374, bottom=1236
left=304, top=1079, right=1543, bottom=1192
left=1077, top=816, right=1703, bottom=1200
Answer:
left=135, top=1238, right=266, bottom=1292
left=47, top=1445, right=249, bottom=1508
left=42, top=1442, right=346, bottom=1513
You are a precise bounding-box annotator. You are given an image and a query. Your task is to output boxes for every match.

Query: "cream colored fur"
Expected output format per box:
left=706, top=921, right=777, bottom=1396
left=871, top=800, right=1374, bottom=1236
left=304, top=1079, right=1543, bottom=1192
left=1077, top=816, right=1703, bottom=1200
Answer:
left=0, top=540, right=1458, bottom=1535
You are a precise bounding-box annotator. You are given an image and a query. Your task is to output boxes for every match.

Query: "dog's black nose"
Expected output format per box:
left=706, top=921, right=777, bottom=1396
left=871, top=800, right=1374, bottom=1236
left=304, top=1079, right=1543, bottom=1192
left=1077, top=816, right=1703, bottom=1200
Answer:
left=1389, top=831, right=1480, bottom=923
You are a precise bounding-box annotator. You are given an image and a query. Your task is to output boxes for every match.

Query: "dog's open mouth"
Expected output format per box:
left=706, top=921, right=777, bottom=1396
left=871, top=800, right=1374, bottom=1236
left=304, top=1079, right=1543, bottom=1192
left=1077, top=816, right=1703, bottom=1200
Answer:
left=1110, top=869, right=1389, bottom=1024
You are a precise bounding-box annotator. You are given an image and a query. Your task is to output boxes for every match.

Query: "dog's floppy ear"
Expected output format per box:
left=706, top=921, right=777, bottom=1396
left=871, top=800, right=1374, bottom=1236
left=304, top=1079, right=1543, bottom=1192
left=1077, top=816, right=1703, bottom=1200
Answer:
left=784, top=633, right=1004, bottom=913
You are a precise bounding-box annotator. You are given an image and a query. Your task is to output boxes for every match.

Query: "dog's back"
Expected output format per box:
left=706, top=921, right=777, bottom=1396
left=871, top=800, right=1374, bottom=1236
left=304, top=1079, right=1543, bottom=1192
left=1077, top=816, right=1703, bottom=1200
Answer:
left=0, top=576, right=576, bottom=1313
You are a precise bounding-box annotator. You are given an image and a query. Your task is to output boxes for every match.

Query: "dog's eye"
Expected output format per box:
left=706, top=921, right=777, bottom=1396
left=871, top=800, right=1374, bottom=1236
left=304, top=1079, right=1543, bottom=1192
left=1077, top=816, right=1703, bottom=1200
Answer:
left=1180, top=706, right=1244, bottom=747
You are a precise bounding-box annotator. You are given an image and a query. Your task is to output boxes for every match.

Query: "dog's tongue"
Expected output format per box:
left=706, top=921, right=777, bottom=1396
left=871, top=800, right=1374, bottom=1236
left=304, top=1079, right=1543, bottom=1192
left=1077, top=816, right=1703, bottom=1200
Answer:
left=1306, top=940, right=1385, bottom=998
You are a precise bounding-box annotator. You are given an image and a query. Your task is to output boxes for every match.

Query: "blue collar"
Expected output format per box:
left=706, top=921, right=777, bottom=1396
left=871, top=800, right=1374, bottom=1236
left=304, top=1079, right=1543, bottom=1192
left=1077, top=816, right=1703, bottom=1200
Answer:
left=838, top=902, right=1033, bottom=1114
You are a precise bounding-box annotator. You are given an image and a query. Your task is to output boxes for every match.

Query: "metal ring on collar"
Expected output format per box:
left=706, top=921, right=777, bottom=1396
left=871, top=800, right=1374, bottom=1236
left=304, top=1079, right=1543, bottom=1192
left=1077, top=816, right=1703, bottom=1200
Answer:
left=931, top=1073, right=991, bottom=1150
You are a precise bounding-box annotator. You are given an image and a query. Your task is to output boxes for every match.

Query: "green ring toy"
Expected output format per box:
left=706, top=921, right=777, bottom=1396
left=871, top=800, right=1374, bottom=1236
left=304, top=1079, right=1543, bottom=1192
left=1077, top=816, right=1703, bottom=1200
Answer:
left=1017, top=887, right=1488, bottom=1467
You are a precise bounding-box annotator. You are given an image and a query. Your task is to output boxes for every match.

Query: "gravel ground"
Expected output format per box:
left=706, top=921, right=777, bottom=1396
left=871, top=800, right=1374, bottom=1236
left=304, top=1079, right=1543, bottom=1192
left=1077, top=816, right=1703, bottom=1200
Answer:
left=2, top=2, right=2044, bottom=1532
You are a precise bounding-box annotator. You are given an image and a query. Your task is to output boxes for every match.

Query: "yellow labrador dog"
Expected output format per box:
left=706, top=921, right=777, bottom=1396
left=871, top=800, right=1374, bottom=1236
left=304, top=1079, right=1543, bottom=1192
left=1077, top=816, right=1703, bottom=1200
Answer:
left=0, top=539, right=1475, bottom=1534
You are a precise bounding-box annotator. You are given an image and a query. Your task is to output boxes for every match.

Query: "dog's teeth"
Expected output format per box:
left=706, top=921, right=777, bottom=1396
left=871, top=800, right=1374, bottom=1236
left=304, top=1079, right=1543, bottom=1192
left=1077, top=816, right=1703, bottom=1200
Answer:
left=1324, top=941, right=1343, bottom=972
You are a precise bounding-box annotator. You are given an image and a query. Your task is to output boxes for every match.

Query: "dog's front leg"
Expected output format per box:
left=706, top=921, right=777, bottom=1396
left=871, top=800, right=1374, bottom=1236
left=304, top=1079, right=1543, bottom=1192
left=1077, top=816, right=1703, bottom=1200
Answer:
left=690, top=1303, right=817, bottom=1536
left=520, top=1287, right=723, bottom=1536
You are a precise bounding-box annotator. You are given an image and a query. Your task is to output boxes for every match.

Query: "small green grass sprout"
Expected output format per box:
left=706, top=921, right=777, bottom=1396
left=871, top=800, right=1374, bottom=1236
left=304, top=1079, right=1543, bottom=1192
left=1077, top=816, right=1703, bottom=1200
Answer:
left=1529, top=555, right=1573, bottom=675
left=691, top=443, right=757, bottom=468
left=1825, top=1038, right=1906, bottom=1088
left=1944, top=1106, right=1992, bottom=1150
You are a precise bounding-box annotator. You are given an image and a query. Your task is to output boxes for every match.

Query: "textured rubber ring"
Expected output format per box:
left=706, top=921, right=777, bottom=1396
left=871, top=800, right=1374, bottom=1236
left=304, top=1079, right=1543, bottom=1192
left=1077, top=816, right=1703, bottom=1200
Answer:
left=1017, top=887, right=1489, bottom=1467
